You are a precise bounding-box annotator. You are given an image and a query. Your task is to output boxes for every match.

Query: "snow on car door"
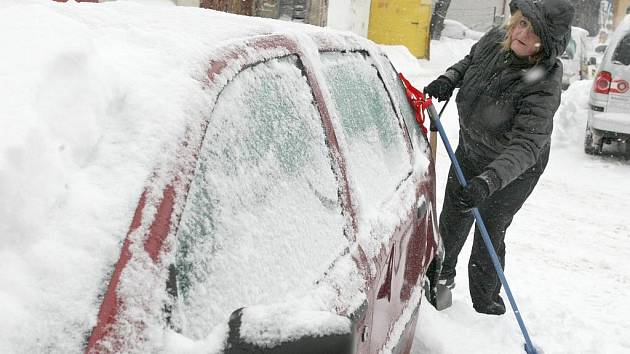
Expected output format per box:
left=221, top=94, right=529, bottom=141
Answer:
left=319, top=51, right=424, bottom=353
left=171, top=55, right=348, bottom=339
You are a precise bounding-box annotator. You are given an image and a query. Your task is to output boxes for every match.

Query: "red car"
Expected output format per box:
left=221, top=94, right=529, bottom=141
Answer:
left=85, top=17, right=442, bottom=354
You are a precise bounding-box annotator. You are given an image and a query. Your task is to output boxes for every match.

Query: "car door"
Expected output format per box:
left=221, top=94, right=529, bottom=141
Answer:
left=376, top=55, right=440, bottom=277
left=170, top=54, right=350, bottom=339
left=318, top=50, right=430, bottom=353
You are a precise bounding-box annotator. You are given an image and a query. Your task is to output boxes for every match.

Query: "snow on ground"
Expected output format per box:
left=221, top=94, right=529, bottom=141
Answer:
left=393, top=39, right=630, bottom=354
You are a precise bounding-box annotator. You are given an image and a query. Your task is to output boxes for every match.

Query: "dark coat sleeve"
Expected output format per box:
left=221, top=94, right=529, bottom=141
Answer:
left=487, top=61, right=563, bottom=188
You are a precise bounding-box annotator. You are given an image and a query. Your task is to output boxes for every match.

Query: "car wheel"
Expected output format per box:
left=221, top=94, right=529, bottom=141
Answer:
left=584, top=128, right=603, bottom=155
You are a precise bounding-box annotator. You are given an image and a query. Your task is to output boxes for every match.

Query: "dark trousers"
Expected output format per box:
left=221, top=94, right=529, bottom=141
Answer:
left=438, top=146, right=547, bottom=307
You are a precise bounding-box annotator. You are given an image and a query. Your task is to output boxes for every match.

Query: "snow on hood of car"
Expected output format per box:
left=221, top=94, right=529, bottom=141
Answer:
left=0, top=1, right=383, bottom=352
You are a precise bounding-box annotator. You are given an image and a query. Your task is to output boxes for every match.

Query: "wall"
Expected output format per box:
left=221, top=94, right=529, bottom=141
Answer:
left=447, top=0, right=507, bottom=31
left=308, top=0, right=328, bottom=26
left=327, top=0, right=371, bottom=37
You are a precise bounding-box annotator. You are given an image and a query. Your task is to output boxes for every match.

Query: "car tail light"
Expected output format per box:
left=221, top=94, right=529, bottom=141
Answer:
left=594, top=71, right=612, bottom=94
left=611, top=79, right=630, bottom=94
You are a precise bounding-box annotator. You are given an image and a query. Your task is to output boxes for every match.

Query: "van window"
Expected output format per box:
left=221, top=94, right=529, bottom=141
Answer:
left=612, top=34, right=630, bottom=65
left=320, top=52, right=412, bottom=208
left=174, top=55, right=346, bottom=339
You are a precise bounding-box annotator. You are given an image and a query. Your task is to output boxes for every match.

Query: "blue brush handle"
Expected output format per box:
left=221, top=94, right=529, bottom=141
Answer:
left=427, top=103, right=537, bottom=354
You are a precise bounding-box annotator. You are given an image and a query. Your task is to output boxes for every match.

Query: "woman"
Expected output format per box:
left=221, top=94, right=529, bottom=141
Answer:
left=424, top=0, right=574, bottom=315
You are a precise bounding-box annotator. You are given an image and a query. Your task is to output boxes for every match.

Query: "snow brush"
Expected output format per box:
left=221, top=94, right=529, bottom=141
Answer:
left=397, top=73, right=541, bottom=354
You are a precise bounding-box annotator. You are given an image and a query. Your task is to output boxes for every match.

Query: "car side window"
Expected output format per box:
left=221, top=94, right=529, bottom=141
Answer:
left=173, top=55, right=347, bottom=339
left=376, top=55, right=428, bottom=155
left=320, top=51, right=412, bottom=207
left=612, top=34, right=630, bottom=65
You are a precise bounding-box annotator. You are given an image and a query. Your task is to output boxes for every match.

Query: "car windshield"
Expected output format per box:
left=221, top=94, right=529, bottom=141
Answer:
left=612, top=34, right=630, bottom=65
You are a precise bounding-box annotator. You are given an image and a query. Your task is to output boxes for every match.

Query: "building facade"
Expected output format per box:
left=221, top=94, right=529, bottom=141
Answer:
left=446, top=0, right=508, bottom=31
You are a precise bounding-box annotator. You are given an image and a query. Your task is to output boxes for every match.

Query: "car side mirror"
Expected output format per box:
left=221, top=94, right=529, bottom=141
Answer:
left=224, top=304, right=366, bottom=354
left=589, top=57, right=597, bottom=65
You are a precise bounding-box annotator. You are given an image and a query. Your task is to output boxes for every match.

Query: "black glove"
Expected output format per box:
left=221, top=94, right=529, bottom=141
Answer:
left=454, top=176, right=490, bottom=211
left=424, top=76, right=454, bottom=102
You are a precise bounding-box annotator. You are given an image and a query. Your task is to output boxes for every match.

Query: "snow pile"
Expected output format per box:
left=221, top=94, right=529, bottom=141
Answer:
left=380, top=45, right=434, bottom=77
left=0, top=1, right=216, bottom=351
left=418, top=38, right=478, bottom=80
left=442, top=19, right=484, bottom=40
left=552, top=79, right=592, bottom=147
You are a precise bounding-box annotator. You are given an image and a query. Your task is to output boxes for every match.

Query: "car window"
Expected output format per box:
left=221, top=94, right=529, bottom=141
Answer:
left=376, top=55, right=427, bottom=154
left=595, top=42, right=607, bottom=54
left=563, top=38, right=576, bottom=59
left=612, top=34, right=630, bottom=65
left=320, top=51, right=412, bottom=207
left=174, top=55, right=347, bottom=339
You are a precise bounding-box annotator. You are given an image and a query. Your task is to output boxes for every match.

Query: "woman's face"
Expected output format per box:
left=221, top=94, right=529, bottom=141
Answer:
left=510, top=17, right=542, bottom=57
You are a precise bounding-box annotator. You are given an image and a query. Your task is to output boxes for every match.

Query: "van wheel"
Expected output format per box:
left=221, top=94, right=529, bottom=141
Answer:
left=584, top=129, right=603, bottom=155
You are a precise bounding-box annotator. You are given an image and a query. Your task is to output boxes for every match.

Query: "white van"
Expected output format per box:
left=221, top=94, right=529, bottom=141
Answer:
left=585, top=16, right=630, bottom=154
left=560, top=26, right=589, bottom=89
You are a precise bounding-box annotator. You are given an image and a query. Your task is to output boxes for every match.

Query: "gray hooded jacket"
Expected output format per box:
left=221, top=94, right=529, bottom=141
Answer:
left=442, top=0, right=575, bottom=192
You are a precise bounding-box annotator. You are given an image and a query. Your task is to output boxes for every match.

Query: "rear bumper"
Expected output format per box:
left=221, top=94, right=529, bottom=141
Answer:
left=589, top=126, right=630, bottom=142
left=588, top=110, right=630, bottom=135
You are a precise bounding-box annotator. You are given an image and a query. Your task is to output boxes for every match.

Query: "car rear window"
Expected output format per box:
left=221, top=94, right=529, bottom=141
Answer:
left=173, top=55, right=347, bottom=339
left=612, top=34, right=630, bottom=65
left=320, top=51, right=412, bottom=208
